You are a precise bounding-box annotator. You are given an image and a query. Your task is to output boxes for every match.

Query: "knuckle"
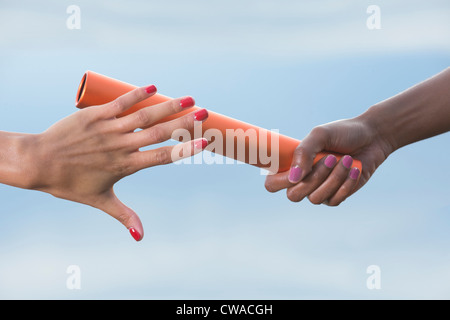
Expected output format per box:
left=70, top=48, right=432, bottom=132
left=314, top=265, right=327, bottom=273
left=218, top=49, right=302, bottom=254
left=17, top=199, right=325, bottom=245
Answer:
left=181, top=114, right=193, bottom=129
left=74, top=109, right=94, bottom=128
left=154, top=148, right=172, bottom=165
left=80, top=106, right=102, bottom=122
left=312, top=171, right=320, bottom=180
left=136, top=109, right=152, bottom=126
left=114, top=120, right=128, bottom=132
left=339, top=183, right=349, bottom=194
left=293, top=145, right=306, bottom=156
left=111, top=99, right=124, bottom=113
left=311, top=125, right=329, bottom=138
left=147, top=126, right=166, bottom=144
left=116, top=212, right=132, bottom=226
left=330, top=172, right=347, bottom=186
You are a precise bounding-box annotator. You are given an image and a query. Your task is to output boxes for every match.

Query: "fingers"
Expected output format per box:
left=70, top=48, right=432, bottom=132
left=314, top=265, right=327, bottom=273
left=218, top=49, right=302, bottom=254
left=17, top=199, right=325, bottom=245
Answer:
left=131, top=137, right=208, bottom=171
left=306, top=155, right=355, bottom=205
left=97, top=137, right=209, bottom=242
left=325, top=166, right=360, bottom=206
left=128, top=108, right=208, bottom=150
left=101, top=85, right=158, bottom=119
left=97, top=190, right=144, bottom=242
left=285, top=154, right=338, bottom=202
left=264, top=124, right=362, bottom=206
left=264, top=171, right=290, bottom=193
left=288, top=126, right=330, bottom=184
left=264, top=126, right=330, bottom=193
left=284, top=154, right=359, bottom=205
left=117, top=96, right=196, bottom=132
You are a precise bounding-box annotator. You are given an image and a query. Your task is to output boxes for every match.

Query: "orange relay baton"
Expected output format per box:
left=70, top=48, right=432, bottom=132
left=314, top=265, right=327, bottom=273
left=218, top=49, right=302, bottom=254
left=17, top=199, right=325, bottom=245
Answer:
left=75, top=71, right=362, bottom=175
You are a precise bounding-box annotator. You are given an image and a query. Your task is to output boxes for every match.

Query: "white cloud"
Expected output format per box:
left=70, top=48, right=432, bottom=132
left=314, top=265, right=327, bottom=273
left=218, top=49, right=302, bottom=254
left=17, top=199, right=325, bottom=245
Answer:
left=1, top=0, right=449, bottom=58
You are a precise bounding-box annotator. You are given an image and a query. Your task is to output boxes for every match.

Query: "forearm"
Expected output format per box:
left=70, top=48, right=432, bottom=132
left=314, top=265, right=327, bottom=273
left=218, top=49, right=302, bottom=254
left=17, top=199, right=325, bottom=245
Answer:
left=362, top=67, right=450, bottom=152
left=0, top=131, right=38, bottom=189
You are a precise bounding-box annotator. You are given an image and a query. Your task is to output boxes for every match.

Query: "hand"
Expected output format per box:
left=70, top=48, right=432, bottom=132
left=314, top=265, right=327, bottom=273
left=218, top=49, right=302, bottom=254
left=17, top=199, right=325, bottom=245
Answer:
left=28, top=85, right=208, bottom=240
left=264, top=114, right=394, bottom=206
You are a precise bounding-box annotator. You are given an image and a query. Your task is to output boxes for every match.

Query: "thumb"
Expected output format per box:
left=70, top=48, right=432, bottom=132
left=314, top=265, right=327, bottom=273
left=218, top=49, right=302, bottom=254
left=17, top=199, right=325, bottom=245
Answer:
left=97, top=190, right=144, bottom=241
left=288, top=126, right=330, bottom=184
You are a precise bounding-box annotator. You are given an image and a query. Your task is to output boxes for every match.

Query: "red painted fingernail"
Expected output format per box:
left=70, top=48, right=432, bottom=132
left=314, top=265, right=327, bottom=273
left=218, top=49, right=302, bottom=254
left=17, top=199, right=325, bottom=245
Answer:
left=324, top=155, right=337, bottom=168
left=342, top=155, right=353, bottom=169
left=129, top=227, right=141, bottom=241
left=194, top=138, right=208, bottom=150
left=145, top=85, right=157, bottom=94
left=180, top=96, right=195, bottom=108
left=194, top=108, right=208, bottom=121
left=350, top=167, right=360, bottom=180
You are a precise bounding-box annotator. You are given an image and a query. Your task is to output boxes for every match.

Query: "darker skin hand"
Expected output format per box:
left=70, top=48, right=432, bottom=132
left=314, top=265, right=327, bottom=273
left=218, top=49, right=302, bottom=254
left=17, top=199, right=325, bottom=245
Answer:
left=265, top=67, right=450, bottom=206
left=265, top=115, right=392, bottom=206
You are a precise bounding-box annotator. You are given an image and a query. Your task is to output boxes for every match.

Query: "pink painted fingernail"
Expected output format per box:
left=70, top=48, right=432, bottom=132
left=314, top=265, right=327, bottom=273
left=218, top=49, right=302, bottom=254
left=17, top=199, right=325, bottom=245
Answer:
left=350, top=167, right=360, bottom=180
left=288, top=165, right=302, bottom=183
left=180, top=96, right=195, bottom=108
left=342, top=155, right=353, bottom=169
left=145, top=85, right=157, bottom=94
left=194, top=138, right=208, bottom=150
left=194, top=108, right=208, bottom=121
left=324, top=155, right=337, bottom=168
left=129, top=227, right=141, bottom=241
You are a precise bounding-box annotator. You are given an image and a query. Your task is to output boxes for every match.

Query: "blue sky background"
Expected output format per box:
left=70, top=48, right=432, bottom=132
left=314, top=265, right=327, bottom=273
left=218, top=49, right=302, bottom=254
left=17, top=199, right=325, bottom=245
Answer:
left=0, top=0, right=449, bottom=299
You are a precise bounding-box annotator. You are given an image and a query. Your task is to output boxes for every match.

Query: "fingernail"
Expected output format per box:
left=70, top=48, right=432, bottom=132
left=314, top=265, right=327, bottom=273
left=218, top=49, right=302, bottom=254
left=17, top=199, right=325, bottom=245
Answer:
left=145, top=85, right=157, bottom=94
left=324, top=155, right=337, bottom=168
left=194, top=138, right=208, bottom=150
left=180, top=96, right=195, bottom=108
left=288, top=165, right=302, bottom=183
left=342, top=155, right=353, bottom=169
left=350, top=167, right=360, bottom=180
left=129, top=227, right=141, bottom=241
left=194, top=108, right=208, bottom=121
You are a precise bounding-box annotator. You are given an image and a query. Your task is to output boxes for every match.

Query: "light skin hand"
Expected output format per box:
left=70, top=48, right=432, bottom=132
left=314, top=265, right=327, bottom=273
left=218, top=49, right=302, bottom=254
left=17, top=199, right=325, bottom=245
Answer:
left=0, top=85, right=209, bottom=241
left=265, top=67, right=450, bottom=205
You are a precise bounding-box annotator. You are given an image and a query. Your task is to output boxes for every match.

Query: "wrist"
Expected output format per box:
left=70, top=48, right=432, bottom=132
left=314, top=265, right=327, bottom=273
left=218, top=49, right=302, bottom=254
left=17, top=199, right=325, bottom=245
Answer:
left=359, top=68, right=450, bottom=153
left=357, top=103, right=397, bottom=155
left=15, top=133, right=45, bottom=190
left=22, top=133, right=51, bottom=190
left=0, top=132, right=42, bottom=190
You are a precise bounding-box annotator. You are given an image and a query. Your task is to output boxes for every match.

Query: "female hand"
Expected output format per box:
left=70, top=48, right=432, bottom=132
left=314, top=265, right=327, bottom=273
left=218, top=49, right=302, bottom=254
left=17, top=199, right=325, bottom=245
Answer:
left=28, top=85, right=208, bottom=240
left=264, top=68, right=450, bottom=206
left=264, top=115, right=393, bottom=206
